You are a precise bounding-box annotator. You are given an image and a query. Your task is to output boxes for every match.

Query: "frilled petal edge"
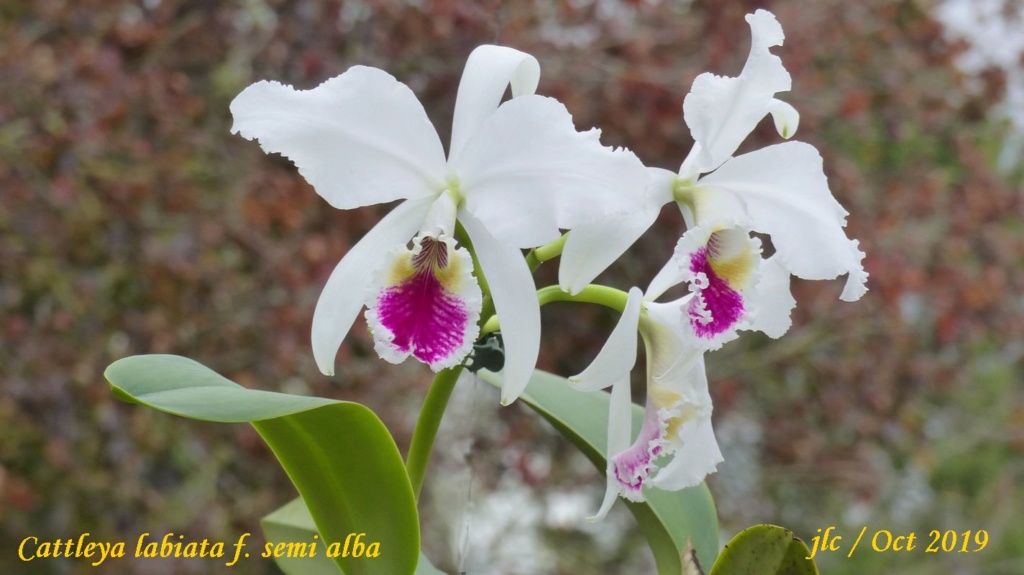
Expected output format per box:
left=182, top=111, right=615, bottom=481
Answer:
left=230, top=66, right=447, bottom=210
left=696, top=141, right=868, bottom=300
left=745, top=255, right=796, bottom=338
left=682, top=9, right=792, bottom=174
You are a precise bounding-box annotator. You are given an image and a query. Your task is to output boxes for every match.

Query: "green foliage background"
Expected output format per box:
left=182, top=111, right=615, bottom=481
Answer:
left=1, top=0, right=1021, bottom=573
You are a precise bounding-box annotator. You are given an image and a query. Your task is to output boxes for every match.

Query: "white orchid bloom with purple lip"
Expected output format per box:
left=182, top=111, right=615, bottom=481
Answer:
left=571, top=281, right=722, bottom=520
left=559, top=9, right=867, bottom=350
left=230, top=45, right=646, bottom=404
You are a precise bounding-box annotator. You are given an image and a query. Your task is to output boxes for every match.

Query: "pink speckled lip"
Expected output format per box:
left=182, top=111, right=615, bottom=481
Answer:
left=688, top=246, right=744, bottom=339
left=374, top=237, right=471, bottom=366
left=611, top=416, right=661, bottom=500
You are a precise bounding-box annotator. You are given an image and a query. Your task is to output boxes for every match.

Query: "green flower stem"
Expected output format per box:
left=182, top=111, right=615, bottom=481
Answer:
left=455, top=222, right=490, bottom=296
left=480, top=284, right=630, bottom=335
left=455, top=221, right=495, bottom=323
left=525, top=233, right=567, bottom=271
left=404, top=221, right=497, bottom=502
left=536, top=284, right=630, bottom=311
left=405, top=365, right=464, bottom=501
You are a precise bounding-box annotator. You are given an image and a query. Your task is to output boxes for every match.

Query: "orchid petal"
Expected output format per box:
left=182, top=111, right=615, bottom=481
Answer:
left=448, top=45, right=540, bottom=164
left=651, top=417, right=723, bottom=491
left=696, top=141, right=868, bottom=300
left=230, top=67, right=447, bottom=209
left=365, top=234, right=482, bottom=371
left=641, top=298, right=703, bottom=384
left=768, top=98, right=800, bottom=139
left=590, top=377, right=634, bottom=522
left=311, top=197, right=435, bottom=375
left=646, top=256, right=687, bottom=303
left=457, top=95, right=647, bottom=249
left=559, top=169, right=672, bottom=295
left=682, top=9, right=792, bottom=173
left=648, top=356, right=723, bottom=490
left=458, top=211, right=540, bottom=405
left=609, top=405, right=661, bottom=503
left=746, top=255, right=796, bottom=338
left=570, top=287, right=643, bottom=392
left=559, top=207, right=655, bottom=295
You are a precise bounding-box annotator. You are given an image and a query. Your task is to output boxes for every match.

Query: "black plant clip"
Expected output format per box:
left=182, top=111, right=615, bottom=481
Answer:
left=464, top=332, right=505, bottom=373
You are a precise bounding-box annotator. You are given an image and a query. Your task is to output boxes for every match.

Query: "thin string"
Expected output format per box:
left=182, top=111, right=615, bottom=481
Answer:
left=454, top=372, right=484, bottom=572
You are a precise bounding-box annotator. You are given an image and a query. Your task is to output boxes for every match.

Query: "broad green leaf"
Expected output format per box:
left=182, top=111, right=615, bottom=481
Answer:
left=411, top=555, right=448, bottom=575
left=106, top=354, right=419, bottom=575
left=479, top=369, right=719, bottom=572
left=262, top=498, right=341, bottom=575
left=263, top=498, right=447, bottom=575
left=778, top=536, right=818, bottom=575
left=709, top=524, right=818, bottom=575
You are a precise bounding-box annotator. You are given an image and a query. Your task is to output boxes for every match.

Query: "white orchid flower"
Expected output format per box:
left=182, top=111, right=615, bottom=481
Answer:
left=230, top=45, right=646, bottom=404
left=559, top=9, right=867, bottom=350
left=571, top=280, right=723, bottom=520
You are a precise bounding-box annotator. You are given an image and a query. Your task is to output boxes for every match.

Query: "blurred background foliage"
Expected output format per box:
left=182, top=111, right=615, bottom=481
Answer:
left=1, top=0, right=1021, bottom=573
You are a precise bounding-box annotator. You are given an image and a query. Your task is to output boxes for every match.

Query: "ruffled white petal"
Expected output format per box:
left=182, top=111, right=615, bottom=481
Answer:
left=456, top=95, right=647, bottom=249
left=448, top=45, right=541, bottom=164
left=311, top=197, right=436, bottom=375
left=590, top=377, right=633, bottom=522
left=682, top=9, right=792, bottom=173
left=559, top=168, right=673, bottom=295
left=570, top=287, right=643, bottom=392
left=647, top=355, right=722, bottom=491
left=230, top=67, right=447, bottom=210
left=457, top=211, right=540, bottom=405
left=745, top=255, right=796, bottom=338
left=651, top=417, right=723, bottom=490
left=696, top=141, right=868, bottom=300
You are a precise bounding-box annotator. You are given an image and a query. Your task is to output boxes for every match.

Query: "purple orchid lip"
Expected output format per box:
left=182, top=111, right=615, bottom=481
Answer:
left=367, top=234, right=481, bottom=371
left=376, top=271, right=469, bottom=366
left=688, top=246, right=745, bottom=339
left=610, top=415, right=662, bottom=500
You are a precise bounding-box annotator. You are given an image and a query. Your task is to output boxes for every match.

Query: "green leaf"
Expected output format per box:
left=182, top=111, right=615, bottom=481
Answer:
left=479, top=369, right=719, bottom=573
left=709, top=524, right=819, bottom=575
left=106, top=355, right=419, bottom=575
left=778, top=536, right=819, bottom=575
left=262, top=498, right=342, bottom=575
left=263, top=498, right=448, bottom=575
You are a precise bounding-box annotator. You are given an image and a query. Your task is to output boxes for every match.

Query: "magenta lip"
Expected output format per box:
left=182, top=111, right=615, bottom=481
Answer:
left=611, top=416, right=662, bottom=495
left=688, top=246, right=744, bottom=338
left=375, top=243, right=470, bottom=366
